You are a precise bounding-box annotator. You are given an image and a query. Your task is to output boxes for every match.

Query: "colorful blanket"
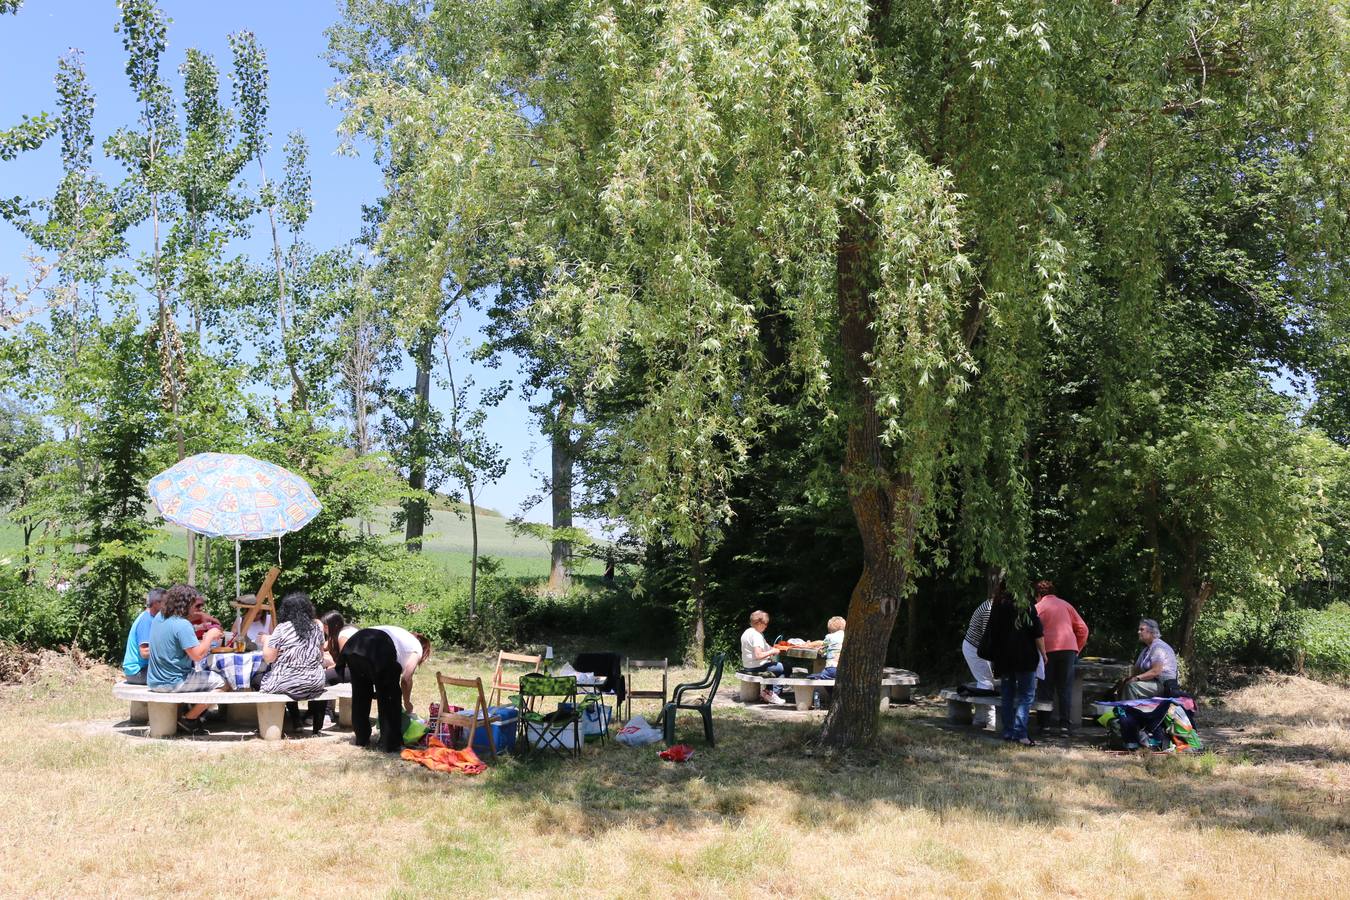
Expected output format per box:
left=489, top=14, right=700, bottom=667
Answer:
left=401, top=736, right=487, bottom=775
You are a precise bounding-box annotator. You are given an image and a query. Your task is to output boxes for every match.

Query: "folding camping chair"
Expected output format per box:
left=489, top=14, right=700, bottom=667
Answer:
left=488, top=650, right=543, bottom=708
left=434, top=673, right=502, bottom=760
left=516, top=673, right=581, bottom=759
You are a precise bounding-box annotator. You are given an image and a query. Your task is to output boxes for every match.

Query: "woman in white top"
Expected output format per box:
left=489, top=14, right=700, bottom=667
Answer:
left=740, top=610, right=786, bottom=705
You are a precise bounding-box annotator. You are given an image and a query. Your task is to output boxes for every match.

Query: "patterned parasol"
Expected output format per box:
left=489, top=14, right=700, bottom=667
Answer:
left=148, top=452, right=321, bottom=540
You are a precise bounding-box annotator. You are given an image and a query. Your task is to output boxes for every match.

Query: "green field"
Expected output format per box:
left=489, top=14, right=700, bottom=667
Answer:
left=0, top=505, right=602, bottom=581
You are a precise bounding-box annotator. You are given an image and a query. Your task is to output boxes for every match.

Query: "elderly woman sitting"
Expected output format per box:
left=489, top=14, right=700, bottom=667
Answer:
left=1121, top=618, right=1180, bottom=699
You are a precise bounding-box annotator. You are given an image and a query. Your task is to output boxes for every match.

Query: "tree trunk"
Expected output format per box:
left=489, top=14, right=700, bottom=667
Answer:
left=260, top=158, right=308, bottom=411
left=1177, top=579, right=1214, bottom=668
left=819, top=208, right=916, bottom=749
left=404, top=331, right=434, bottom=552
left=687, top=534, right=707, bottom=668
left=22, top=520, right=35, bottom=583
left=468, top=478, right=479, bottom=619
left=547, top=397, right=574, bottom=595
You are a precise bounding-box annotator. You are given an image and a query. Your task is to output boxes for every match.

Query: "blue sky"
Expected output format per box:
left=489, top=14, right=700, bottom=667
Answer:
left=0, top=0, right=551, bottom=522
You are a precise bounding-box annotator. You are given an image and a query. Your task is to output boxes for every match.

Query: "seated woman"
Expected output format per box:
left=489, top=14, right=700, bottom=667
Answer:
left=740, top=610, right=786, bottom=706
left=254, top=593, right=328, bottom=731
left=319, top=610, right=356, bottom=684
left=186, top=593, right=225, bottom=641
left=148, top=584, right=226, bottom=736
left=804, top=616, right=846, bottom=709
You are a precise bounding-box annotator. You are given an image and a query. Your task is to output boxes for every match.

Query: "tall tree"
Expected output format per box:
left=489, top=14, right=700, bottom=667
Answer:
left=336, top=0, right=1348, bottom=747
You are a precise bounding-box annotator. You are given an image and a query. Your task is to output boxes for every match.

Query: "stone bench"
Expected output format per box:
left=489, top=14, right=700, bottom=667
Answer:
left=940, top=687, right=1053, bottom=733
left=114, top=681, right=354, bottom=741
left=736, top=668, right=919, bottom=712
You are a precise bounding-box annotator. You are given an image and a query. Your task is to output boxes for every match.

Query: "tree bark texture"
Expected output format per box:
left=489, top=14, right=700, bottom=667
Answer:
left=404, top=331, right=433, bottom=553
left=547, top=397, right=574, bottom=595
left=819, top=209, right=916, bottom=749
left=687, top=534, right=707, bottom=668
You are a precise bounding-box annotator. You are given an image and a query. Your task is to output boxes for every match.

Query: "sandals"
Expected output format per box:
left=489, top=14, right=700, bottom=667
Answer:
left=1018, top=738, right=1037, bottom=747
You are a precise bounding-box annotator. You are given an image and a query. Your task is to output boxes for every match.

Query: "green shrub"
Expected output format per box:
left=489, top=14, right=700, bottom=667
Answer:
left=1300, top=603, right=1350, bottom=675
left=0, top=569, right=76, bottom=648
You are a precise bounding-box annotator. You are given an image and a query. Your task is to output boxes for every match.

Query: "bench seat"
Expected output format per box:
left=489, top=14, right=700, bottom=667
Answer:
left=114, top=681, right=354, bottom=740
left=939, top=687, right=1053, bottom=733
left=735, top=668, right=919, bottom=712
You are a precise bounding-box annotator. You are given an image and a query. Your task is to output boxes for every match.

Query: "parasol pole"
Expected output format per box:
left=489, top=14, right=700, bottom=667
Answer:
left=234, top=539, right=241, bottom=600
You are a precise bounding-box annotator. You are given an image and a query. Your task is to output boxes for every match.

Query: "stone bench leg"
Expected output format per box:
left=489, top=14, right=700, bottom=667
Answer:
left=793, top=687, right=814, bottom=712
left=738, top=680, right=760, bottom=702
left=337, top=696, right=353, bottom=728
left=257, top=704, right=285, bottom=741
left=148, top=702, right=178, bottom=738
left=946, top=698, right=974, bottom=726
left=889, top=685, right=912, bottom=704
left=129, top=700, right=149, bottom=724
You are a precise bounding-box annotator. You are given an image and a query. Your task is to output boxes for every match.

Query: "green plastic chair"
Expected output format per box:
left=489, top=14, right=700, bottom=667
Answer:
left=661, top=654, right=726, bottom=747
left=517, top=673, right=582, bottom=759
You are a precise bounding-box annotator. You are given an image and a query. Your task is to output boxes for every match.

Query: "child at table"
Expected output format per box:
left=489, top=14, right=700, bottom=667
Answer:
left=805, top=616, right=845, bottom=709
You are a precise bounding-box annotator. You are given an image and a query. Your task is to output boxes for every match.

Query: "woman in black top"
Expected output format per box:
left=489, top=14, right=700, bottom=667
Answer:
left=978, top=580, right=1047, bottom=745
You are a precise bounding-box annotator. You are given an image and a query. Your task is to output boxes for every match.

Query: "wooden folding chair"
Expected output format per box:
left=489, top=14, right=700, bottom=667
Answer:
left=626, top=658, right=669, bottom=721
left=233, top=566, right=280, bottom=639
left=434, top=673, right=501, bottom=760
left=488, top=650, right=543, bottom=708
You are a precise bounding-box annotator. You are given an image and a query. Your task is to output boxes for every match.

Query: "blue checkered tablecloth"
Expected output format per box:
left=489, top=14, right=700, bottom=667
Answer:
left=197, top=651, right=268, bottom=690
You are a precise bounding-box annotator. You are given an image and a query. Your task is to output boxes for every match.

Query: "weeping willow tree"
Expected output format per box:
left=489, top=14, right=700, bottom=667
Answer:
left=333, top=0, right=1347, bottom=747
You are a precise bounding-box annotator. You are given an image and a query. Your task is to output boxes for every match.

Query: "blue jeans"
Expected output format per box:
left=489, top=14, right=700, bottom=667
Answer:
left=743, top=661, right=784, bottom=693
left=1000, top=670, right=1037, bottom=740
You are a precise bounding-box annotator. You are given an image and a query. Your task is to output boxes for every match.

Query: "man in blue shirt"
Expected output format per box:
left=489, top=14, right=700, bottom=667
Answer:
left=120, top=588, right=165, bottom=685
left=148, top=584, right=226, bottom=734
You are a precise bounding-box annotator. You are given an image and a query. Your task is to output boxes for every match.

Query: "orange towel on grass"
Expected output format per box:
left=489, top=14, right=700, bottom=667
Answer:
left=401, top=736, right=488, bottom=775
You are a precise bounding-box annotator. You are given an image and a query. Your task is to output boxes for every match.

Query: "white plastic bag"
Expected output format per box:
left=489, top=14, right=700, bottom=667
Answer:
left=615, top=714, right=662, bottom=747
left=580, top=702, right=612, bottom=736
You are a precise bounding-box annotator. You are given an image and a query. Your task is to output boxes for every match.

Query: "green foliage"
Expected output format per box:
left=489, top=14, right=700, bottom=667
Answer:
left=0, top=569, right=73, bottom=647
left=70, top=315, right=162, bottom=656
left=1300, top=604, right=1350, bottom=676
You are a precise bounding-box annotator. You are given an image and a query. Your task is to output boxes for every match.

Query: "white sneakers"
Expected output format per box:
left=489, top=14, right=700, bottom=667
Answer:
left=761, top=689, right=787, bottom=706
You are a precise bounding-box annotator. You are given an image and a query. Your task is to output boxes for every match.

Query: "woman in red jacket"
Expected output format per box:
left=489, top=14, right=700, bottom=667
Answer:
left=1033, top=580, right=1089, bottom=735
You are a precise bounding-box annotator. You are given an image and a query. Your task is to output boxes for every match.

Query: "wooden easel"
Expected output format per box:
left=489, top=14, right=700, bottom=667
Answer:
left=233, top=565, right=280, bottom=641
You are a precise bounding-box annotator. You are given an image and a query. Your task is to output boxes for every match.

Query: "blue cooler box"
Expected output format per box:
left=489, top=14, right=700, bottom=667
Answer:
left=470, top=705, right=519, bottom=754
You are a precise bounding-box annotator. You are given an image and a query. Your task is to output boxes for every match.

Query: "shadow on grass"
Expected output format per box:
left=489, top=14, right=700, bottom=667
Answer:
left=175, top=682, right=1344, bottom=853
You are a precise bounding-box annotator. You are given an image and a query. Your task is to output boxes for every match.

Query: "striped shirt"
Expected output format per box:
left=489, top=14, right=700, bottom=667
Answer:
left=964, top=600, right=993, bottom=647
left=259, top=621, right=327, bottom=700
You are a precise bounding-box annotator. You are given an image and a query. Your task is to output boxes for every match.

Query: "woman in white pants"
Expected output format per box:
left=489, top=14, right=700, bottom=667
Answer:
left=961, top=599, right=997, bottom=728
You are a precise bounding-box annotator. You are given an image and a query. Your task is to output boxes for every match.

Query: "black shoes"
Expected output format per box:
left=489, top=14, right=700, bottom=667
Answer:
left=177, top=716, right=208, bottom=736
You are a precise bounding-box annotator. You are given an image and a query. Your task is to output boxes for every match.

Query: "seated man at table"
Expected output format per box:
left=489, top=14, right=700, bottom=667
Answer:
left=148, top=584, right=227, bottom=735
left=805, top=616, right=845, bottom=709
left=740, top=610, right=786, bottom=706
left=120, top=587, right=165, bottom=685
left=1120, top=618, right=1179, bottom=700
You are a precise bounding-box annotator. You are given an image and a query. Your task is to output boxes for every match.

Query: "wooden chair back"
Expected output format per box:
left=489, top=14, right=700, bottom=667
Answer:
left=488, top=650, right=543, bottom=707
left=626, top=657, right=669, bottom=721
left=435, top=673, right=500, bottom=759
left=233, top=566, right=281, bottom=640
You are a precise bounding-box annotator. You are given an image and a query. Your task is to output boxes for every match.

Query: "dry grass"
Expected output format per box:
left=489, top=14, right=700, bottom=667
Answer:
left=0, top=654, right=1346, bottom=899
